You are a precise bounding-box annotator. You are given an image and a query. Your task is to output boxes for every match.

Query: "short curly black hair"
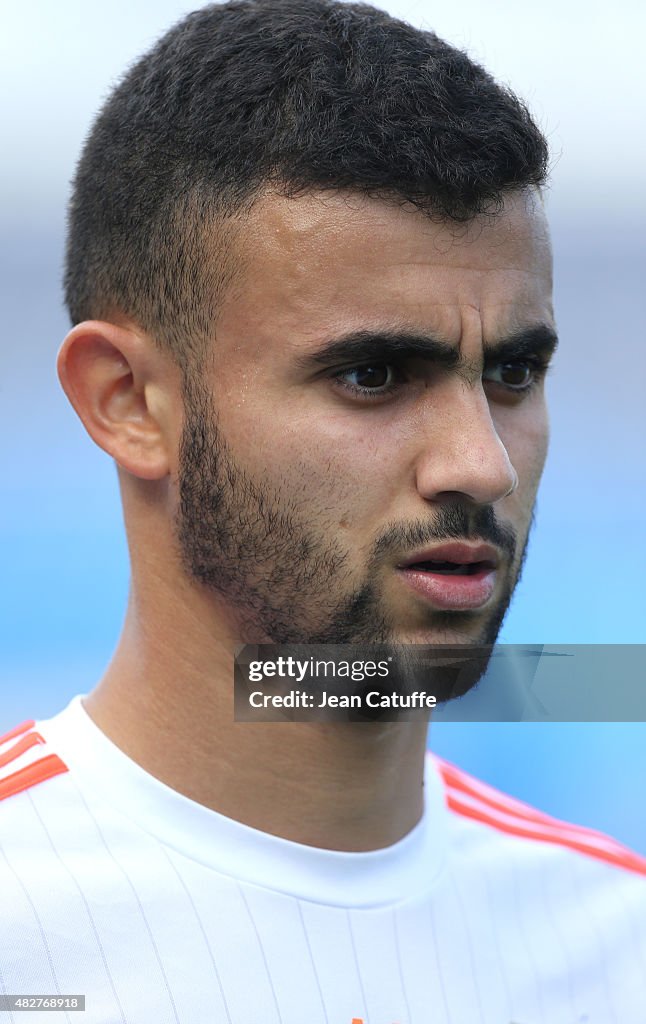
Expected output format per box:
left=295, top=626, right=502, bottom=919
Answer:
left=64, top=0, right=549, bottom=371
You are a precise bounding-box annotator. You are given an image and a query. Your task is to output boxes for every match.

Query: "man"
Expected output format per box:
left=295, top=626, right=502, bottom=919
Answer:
left=1, top=1, right=644, bottom=1021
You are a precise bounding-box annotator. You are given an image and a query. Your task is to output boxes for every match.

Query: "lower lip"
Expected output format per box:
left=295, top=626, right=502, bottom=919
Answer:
left=397, top=567, right=497, bottom=610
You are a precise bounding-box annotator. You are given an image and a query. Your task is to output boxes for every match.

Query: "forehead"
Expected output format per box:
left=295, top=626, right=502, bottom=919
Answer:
left=216, top=188, right=553, bottom=354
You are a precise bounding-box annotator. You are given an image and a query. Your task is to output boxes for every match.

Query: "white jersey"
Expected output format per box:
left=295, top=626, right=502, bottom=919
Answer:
left=0, top=696, right=645, bottom=1024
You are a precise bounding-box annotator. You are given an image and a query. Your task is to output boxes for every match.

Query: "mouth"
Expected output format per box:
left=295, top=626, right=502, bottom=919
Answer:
left=396, top=543, right=500, bottom=611
left=405, top=559, right=494, bottom=575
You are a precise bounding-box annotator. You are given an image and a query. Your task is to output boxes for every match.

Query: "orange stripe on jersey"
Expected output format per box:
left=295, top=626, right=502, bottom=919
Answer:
left=445, top=785, right=629, bottom=862
left=437, top=757, right=618, bottom=844
left=0, top=731, right=45, bottom=769
left=0, top=755, right=69, bottom=803
left=438, top=755, right=646, bottom=868
left=0, top=719, right=36, bottom=746
left=446, top=790, right=646, bottom=877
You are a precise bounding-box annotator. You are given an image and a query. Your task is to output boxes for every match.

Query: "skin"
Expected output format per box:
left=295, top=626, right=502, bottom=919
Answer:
left=57, top=187, right=555, bottom=851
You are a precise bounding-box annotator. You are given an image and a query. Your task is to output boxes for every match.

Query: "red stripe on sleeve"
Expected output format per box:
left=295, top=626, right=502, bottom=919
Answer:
left=0, top=755, right=69, bottom=803
left=437, top=757, right=618, bottom=844
left=0, top=731, right=45, bottom=770
left=446, top=791, right=646, bottom=877
left=0, top=720, right=36, bottom=746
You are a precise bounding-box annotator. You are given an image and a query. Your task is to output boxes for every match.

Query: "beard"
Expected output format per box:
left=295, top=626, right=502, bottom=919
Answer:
left=176, top=374, right=532, bottom=688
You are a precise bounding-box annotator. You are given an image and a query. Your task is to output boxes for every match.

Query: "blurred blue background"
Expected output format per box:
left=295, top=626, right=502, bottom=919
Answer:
left=1, top=2, right=645, bottom=850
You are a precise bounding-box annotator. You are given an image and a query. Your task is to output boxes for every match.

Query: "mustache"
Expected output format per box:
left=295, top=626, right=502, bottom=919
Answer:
left=372, top=504, right=517, bottom=564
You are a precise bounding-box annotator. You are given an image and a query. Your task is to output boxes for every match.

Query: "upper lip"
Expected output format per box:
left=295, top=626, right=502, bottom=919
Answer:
left=397, top=542, right=500, bottom=569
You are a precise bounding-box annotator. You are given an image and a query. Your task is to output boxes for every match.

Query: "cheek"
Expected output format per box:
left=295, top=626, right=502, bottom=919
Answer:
left=285, top=434, right=390, bottom=519
left=495, top=405, right=549, bottom=550
left=495, top=400, right=549, bottom=490
left=233, top=405, right=403, bottom=534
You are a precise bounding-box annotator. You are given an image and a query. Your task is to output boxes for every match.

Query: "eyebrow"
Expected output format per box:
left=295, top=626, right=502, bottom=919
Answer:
left=295, top=324, right=559, bottom=374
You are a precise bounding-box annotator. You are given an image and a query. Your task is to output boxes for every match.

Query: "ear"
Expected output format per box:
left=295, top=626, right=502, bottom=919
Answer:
left=57, top=321, right=179, bottom=480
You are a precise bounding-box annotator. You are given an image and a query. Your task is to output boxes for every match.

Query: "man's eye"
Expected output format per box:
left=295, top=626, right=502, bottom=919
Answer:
left=334, top=364, right=401, bottom=396
left=483, top=361, right=542, bottom=391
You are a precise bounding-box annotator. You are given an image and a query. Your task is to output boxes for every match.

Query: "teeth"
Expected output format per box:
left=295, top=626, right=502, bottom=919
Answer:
left=411, top=561, right=476, bottom=575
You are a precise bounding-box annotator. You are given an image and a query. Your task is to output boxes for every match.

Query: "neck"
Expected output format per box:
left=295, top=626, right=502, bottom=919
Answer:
left=83, top=580, right=428, bottom=852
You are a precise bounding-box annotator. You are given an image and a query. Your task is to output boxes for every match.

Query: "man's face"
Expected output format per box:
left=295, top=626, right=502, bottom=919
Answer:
left=176, top=189, right=555, bottom=647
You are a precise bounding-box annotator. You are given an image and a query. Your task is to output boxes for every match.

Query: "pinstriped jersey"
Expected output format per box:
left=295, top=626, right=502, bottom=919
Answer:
left=0, top=695, right=645, bottom=1023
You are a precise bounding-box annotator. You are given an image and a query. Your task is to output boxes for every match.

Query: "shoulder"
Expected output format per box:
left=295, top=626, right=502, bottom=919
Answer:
left=0, top=717, right=77, bottom=941
left=433, top=753, right=646, bottom=880
left=0, top=716, right=75, bottom=873
left=0, top=717, right=70, bottom=805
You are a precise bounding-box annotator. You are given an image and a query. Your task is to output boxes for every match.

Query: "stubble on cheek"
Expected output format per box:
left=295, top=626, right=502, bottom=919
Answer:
left=175, top=392, right=383, bottom=642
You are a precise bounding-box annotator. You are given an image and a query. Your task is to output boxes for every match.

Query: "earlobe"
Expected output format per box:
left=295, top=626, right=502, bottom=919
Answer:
left=56, top=321, right=173, bottom=480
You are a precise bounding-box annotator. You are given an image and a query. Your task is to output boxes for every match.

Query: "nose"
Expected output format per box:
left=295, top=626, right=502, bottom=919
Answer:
left=414, top=385, right=518, bottom=507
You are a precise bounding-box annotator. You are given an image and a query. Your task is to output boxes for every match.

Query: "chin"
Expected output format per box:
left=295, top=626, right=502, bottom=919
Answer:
left=393, top=622, right=491, bottom=647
